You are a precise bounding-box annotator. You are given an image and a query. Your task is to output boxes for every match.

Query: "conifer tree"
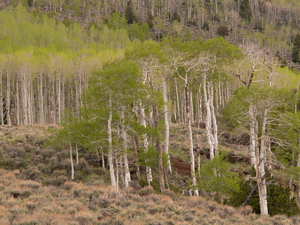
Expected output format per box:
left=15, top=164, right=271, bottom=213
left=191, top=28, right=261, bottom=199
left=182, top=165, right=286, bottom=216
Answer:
left=292, top=34, right=300, bottom=63
left=240, top=0, right=252, bottom=21
left=125, top=0, right=137, bottom=25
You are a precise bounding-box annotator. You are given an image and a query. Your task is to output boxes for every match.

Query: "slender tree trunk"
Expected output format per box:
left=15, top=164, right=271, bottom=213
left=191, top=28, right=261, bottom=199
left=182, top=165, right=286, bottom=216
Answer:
left=163, top=75, right=172, bottom=173
left=0, top=71, right=3, bottom=125
left=58, top=75, right=61, bottom=123
left=215, top=82, right=219, bottom=116
left=154, top=104, right=165, bottom=192
left=140, top=100, right=152, bottom=186
left=6, top=70, right=11, bottom=126
left=102, top=150, right=105, bottom=169
left=210, top=82, right=218, bottom=157
left=255, top=119, right=268, bottom=215
left=260, top=109, right=268, bottom=214
left=38, top=73, right=44, bottom=125
left=69, top=142, right=74, bottom=180
left=175, top=78, right=181, bottom=123
left=108, top=96, right=116, bottom=186
left=132, top=136, right=140, bottom=183
left=185, top=78, right=198, bottom=195
left=76, top=144, right=79, bottom=166
left=190, top=91, right=194, bottom=123
left=203, top=77, right=214, bottom=160
left=116, top=155, right=119, bottom=192
left=297, top=151, right=300, bottom=204
left=249, top=105, right=257, bottom=170
left=121, top=110, right=131, bottom=187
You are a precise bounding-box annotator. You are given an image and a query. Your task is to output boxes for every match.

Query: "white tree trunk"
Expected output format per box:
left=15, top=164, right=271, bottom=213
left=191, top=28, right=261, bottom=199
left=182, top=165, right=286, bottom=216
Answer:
left=76, top=144, right=79, bottom=166
left=203, top=77, right=214, bottom=160
left=0, top=71, right=3, bottom=125
left=260, top=109, right=268, bottom=214
left=69, top=142, right=74, bottom=180
left=175, top=78, right=181, bottom=123
left=6, top=70, right=11, bottom=126
left=38, top=73, right=44, bottom=125
left=210, top=82, right=218, bottom=157
left=190, top=91, right=194, bottom=123
left=108, top=96, right=116, bottom=186
left=163, top=75, right=172, bottom=173
left=121, top=110, right=131, bottom=187
left=249, top=105, right=257, bottom=170
left=140, top=101, right=152, bottom=186
left=255, top=119, right=268, bottom=215
left=185, top=78, right=198, bottom=196
left=102, top=151, right=105, bottom=169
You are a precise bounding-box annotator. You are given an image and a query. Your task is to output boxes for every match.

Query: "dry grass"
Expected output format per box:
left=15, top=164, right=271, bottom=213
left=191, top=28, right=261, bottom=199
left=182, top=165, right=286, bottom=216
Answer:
left=0, top=168, right=294, bottom=225
left=0, top=125, right=296, bottom=224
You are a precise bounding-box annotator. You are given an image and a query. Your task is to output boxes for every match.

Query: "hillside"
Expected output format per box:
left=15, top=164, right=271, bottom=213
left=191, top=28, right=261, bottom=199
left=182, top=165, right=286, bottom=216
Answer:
left=0, top=0, right=300, bottom=219
left=0, top=124, right=297, bottom=225
left=1, top=0, right=300, bottom=69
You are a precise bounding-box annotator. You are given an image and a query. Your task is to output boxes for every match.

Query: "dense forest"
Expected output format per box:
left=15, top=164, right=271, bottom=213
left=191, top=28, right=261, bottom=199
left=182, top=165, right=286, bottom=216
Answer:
left=1, top=0, right=300, bottom=220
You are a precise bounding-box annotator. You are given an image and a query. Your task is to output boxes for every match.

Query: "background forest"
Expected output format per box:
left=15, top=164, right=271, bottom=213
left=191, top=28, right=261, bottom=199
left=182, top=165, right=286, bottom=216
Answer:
left=0, top=0, right=300, bottom=224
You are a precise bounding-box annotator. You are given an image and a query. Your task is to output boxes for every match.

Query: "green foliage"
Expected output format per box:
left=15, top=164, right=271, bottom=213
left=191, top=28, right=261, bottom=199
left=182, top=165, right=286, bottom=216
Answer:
left=292, top=33, right=300, bottom=63
left=127, top=22, right=149, bottom=42
left=106, top=12, right=127, bottom=30
left=216, top=25, right=229, bottom=37
left=225, top=176, right=300, bottom=217
left=198, top=152, right=241, bottom=195
left=185, top=29, right=193, bottom=43
left=240, top=0, right=252, bottom=21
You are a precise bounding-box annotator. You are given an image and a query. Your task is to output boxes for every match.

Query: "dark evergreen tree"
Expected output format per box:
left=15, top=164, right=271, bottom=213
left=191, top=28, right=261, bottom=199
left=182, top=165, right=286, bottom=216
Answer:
left=216, top=25, right=229, bottom=37
left=125, top=0, right=138, bottom=24
left=240, top=0, right=252, bottom=21
left=224, top=175, right=300, bottom=217
left=292, top=34, right=300, bottom=63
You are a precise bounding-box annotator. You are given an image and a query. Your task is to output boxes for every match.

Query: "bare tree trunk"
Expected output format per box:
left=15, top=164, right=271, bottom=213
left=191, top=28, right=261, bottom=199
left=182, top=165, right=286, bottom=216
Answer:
left=140, top=100, right=152, bottom=186
left=116, top=154, right=119, bottom=192
left=51, top=78, right=56, bottom=124
left=297, top=151, right=300, bottom=204
left=132, top=136, right=140, bottom=183
left=69, top=142, right=74, bottom=180
left=102, top=150, right=105, bottom=169
left=215, top=82, right=219, bottom=116
left=76, top=144, right=79, bottom=166
left=203, top=77, right=214, bottom=160
left=249, top=105, right=257, bottom=170
left=6, top=70, right=11, bottom=126
left=154, top=104, right=165, bottom=192
left=175, top=78, right=181, bottom=123
left=210, top=82, right=218, bottom=157
left=0, top=71, right=3, bottom=125
left=108, top=96, right=116, bottom=186
left=255, top=119, right=268, bottom=215
left=57, top=75, right=61, bottom=123
left=185, top=78, right=198, bottom=195
left=163, top=75, right=172, bottom=173
left=121, top=110, right=131, bottom=187
left=38, top=73, right=44, bottom=125
left=260, top=109, right=268, bottom=214
left=190, top=91, right=194, bottom=123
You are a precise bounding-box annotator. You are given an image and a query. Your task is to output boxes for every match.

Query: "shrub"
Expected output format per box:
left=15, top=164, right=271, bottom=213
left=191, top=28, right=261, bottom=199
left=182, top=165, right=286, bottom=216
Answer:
left=100, top=206, right=120, bottom=217
left=216, top=25, right=229, bottom=37
left=225, top=176, right=300, bottom=217
left=138, top=186, right=154, bottom=196
left=24, top=144, right=35, bottom=152
left=20, top=166, right=41, bottom=181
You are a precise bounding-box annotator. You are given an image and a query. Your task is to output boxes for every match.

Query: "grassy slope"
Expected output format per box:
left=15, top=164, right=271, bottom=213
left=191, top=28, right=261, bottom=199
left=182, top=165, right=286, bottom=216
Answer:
left=0, top=124, right=296, bottom=224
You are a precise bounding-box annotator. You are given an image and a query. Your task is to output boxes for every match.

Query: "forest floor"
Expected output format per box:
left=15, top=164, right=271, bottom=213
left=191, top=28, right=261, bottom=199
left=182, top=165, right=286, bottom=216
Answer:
left=0, top=124, right=296, bottom=224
